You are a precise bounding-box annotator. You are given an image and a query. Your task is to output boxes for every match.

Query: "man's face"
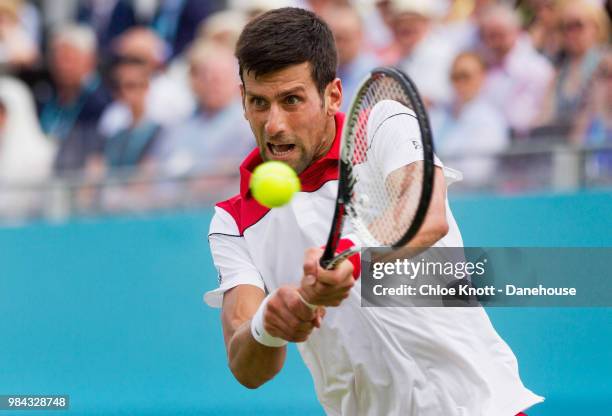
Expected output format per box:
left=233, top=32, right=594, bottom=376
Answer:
left=328, top=11, right=362, bottom=66
left=241, top=62, right=341, bottom=174
left=114, top=64, right=149, bottom=110
left=480, top=20, right=517, bottom=61
left=190, top=57, right=239, bottom=112
left=392, top=13, right=430, bottom=56
left=50, top=41, right=95, bottom=89
left=451, top=56, right=485, bottom=104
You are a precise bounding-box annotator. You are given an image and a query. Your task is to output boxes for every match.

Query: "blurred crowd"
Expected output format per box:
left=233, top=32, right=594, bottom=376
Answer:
left=0, top=0, right=610, bottom=217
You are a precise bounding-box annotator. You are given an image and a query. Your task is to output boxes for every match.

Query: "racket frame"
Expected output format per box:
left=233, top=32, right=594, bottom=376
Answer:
left=320, top=67, right=435, bottom=269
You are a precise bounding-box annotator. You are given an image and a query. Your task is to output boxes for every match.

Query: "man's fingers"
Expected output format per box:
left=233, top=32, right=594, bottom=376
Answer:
left=266, top=314, right=314, bottom=342
left=263, top=287, right=319, bottom=341
left=299, top=257, right=355, bottom=307
left=303, top=247, right=323, bottom=280
left=312, top=307, right=326, bottom=328
left=281, top=291, right=318, bottom=324
left=315, top=259, right=354, bottom=286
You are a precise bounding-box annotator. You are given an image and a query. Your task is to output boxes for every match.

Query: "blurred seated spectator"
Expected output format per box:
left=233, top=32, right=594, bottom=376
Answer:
left=430, top=52, right=509, bottom=187
left=521, top=0, right=563, bottom=61
left=323, top=5, right=381, bottom=111
left=101, top=57, right=160, bottom=170
left=477, top=4, right=554, bottom=135
left=0, top=77, right=55, bottom=218
left=435, top=0, right=496, bottom=52
left=150, top=41, right=252, bottom=178
left=389, top=0, right=459, bottom=106
left=82, top=57, right=161, bottom=212
left=361, top=0, right=395, bottom=53
left=151, top=0, right=224, bottom=59
left=39, top=25, right=111, bottom=176
left=98, top=27, right=195, bottom=138
left=76, top=0, right=137, bottom=56
left=197, top=9, right=248, bottom=51
left=534, top=0, right=609, bottom=136
left=0, top=0, right=39, bottom=72
left=572, top=48, right=612, bottom=179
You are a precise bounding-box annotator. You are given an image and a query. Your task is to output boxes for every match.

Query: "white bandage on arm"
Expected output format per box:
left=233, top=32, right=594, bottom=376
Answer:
left=250, top=294, right=288, bottom=348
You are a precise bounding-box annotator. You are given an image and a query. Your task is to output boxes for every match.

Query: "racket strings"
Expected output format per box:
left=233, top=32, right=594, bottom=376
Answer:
left=343, top=74, right=424, bottom=246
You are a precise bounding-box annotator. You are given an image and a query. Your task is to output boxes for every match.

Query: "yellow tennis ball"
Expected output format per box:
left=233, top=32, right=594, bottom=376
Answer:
left=250, top=161, right=301, bottom=208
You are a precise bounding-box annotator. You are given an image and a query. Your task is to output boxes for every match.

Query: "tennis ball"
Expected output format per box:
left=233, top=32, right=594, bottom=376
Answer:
left=250, top=161, right=301, bottom=208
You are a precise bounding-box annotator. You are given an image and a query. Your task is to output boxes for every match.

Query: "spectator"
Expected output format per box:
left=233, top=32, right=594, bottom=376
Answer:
left=83, top=57, right=162, bottom=213
left=572, top=48, right=612, bottom=178
left=323, top=5, right=381, bottom=111
left=477, top=4, right=554, bottom=135
left=102, top=57, right=160, bottom=170
left=39, top=24, right=111, bottom=175
left=302, top=0, right=350, bottom=15
left=0, top=77, right=55, bottom=217
left=361, top=0, right=395, bottom=53
left=0, top=0, right=39, bottom=72
left=76, top=0, right=137, bottom=55
left=535, top=0, right=609, bottom=134
left=390, top=0, right=458, bottom=106
left=437, top=0, right=500, bottom=52
left=151, top=0, right=224, bottom=58
left=151, top=41, right=252, bottom=178
left=522, top=0, right=563, bottom=61
left=197, top=10, right=248, bottom=51
left=98, top=27, right=195, bottom=139
left=430, top=52, right=509, bottom=187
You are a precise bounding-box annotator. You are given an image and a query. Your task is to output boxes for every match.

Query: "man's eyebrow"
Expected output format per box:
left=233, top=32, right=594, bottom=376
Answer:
left=244, top=86, right=306, bottom=99
left=274, top=86, right=306, bottom=99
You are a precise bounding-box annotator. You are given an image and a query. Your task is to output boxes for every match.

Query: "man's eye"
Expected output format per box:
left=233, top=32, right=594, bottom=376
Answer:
left=251, top=97, right=267, bottom=108
left=285, top=95, right=301, bottom=105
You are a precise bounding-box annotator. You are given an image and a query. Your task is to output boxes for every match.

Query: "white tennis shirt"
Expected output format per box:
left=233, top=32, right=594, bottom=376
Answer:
left=205, top=104, right=543, bottom=415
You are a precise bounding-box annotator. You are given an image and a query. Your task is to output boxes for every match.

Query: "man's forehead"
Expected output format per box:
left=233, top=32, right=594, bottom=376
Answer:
left=242, top=62, right=316, bottom=95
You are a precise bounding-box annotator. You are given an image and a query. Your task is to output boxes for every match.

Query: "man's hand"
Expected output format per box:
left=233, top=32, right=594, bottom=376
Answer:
left=264, top=287, right=325, bottom=343
left=298, top=247, right=355, bottom=307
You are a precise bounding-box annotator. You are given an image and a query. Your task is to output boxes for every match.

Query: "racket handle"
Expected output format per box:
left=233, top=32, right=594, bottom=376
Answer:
left=321, top=247, right=359, bottom=270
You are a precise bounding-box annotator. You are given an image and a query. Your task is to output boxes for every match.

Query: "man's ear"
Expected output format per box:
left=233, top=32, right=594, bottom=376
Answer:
left=239, top=84, right=247, bottom=119
left=326, top=78, right=342, bottom=116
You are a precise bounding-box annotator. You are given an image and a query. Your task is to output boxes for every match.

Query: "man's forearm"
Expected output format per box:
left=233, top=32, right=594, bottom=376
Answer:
left=227, top=319, right=286, bottom=389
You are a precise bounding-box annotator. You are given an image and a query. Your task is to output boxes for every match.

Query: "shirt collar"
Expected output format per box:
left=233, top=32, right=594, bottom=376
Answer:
left=239, top=111, right=345, bottom=198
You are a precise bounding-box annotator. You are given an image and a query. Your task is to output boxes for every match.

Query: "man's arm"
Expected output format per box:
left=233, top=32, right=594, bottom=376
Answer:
left=221, top=284, right=321, bottom=389
left=407, top=166, right=449, bottom=248
left=222, top=285, right=284, bottom=389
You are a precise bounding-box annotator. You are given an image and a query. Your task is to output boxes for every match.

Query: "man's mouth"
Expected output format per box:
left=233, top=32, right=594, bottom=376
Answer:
left=267, top=143, right=296, bottom=157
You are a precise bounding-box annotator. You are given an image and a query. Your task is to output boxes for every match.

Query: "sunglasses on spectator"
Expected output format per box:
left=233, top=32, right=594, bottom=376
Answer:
left=597, top=68, right=612, bottom=80
left=451, top=71, right=475, bottom=82
left=560, top=20, right=587, bottom=32
left=114, top=81, right=148, bottom=91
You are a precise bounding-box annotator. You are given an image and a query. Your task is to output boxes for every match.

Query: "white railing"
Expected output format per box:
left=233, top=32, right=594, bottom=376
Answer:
left=0, top=143, right=611, bottom=224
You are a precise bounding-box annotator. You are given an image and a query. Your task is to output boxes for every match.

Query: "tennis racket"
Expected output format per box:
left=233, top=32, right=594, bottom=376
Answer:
left=320, top=67, right=435, bottom=269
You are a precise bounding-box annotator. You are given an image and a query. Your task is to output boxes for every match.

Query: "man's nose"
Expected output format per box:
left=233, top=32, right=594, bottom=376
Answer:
left=265, top=105, right=286, bottom=138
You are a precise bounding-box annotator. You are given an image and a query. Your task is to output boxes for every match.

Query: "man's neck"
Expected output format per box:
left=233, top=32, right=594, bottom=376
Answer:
left=131, top=104, right=146, bottom=126
left=317, top=114, right=338, bottom=159
left=57, top=86, right=81, bottom=105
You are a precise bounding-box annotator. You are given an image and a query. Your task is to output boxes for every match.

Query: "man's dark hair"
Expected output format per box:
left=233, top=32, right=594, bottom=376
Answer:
left=235, top=7, right=337, bottom=95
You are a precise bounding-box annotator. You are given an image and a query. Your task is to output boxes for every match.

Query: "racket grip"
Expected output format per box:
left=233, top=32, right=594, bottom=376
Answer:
left=322, top=247, right=359, bottom=270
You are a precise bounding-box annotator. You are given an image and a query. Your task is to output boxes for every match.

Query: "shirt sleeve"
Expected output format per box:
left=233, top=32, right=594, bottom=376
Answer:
left=367, top=100, right=462, bottom=185
left=204, top=207, right=265, bottom=308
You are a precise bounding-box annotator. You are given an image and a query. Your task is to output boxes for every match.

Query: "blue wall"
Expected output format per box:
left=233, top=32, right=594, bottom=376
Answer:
left=1, top=190, right=611, bottom=415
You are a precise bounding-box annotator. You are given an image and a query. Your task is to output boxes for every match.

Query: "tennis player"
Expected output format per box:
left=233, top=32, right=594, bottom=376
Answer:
left=204, top=7, right=542, bottom=416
